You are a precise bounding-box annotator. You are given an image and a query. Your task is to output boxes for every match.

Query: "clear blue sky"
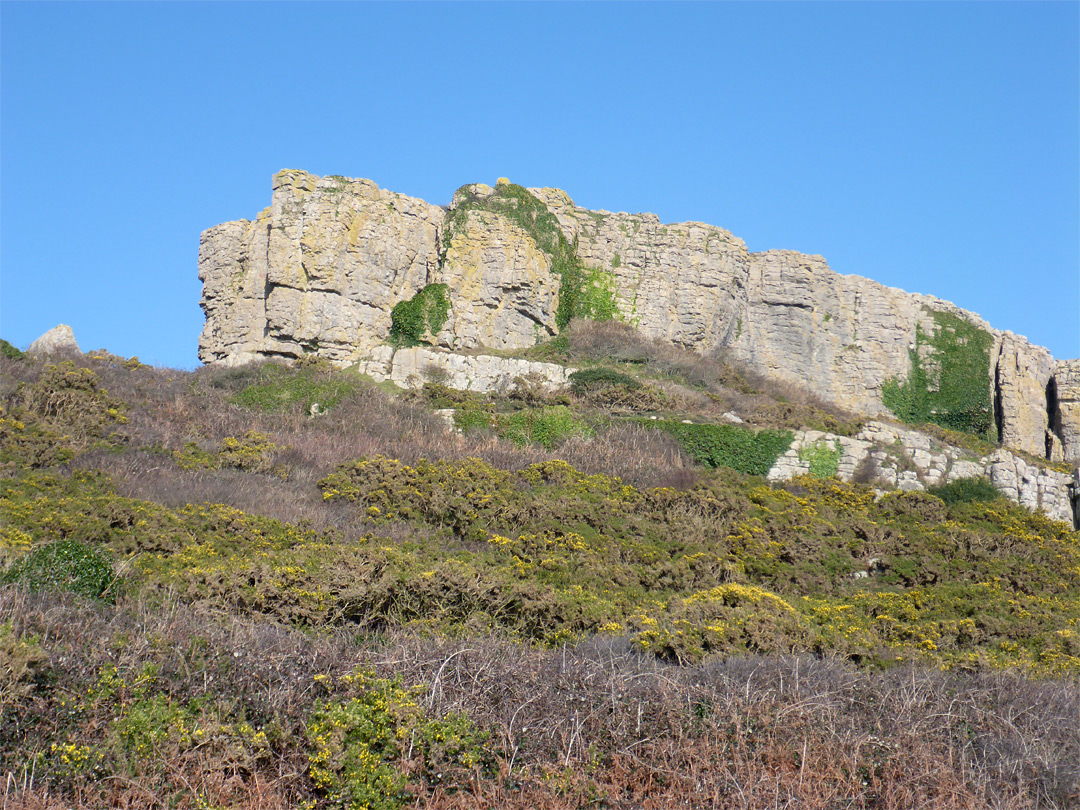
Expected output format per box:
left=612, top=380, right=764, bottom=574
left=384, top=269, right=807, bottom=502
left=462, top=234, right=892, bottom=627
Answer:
left=2, top=1, right=1077, bottom=368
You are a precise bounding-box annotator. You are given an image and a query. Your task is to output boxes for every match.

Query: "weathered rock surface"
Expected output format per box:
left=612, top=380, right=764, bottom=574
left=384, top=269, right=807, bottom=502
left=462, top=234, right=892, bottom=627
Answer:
left=199, top=171, right=1078, bottom=465
left=768, top=420, right=1077, bottom=526
left=994, top=333, right=1057, bottom=458
left=27, top=324, right=80, bottom=356
left=356, top=346, right=574, bottom=395
left=436, top=210, right=560, bottom=350
left=1051, top=360, right=1080, bottom=464
left=200, top=171, right=444, bottom=367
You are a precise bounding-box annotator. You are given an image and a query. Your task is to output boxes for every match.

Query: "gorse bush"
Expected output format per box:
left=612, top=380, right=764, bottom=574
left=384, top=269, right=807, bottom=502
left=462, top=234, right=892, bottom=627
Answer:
left=928, top=476, right=1001, bottom=506
left=1, top=339, right=26, bottom=361
left=2, top=346, right=1078, bottom=809
left=569, top=367, right=640, bottom=394
left=307, top=669, right=491, bottom=810
left=10, top=361, right=127, bottom=451
left=567, top=367, right=668, bottom=413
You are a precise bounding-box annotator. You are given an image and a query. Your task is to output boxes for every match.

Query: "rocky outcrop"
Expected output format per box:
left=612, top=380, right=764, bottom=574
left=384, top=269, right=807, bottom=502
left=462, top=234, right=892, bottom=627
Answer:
left=28, top=324, right=80, bottom=356
left=199, top=171, right=444, bottom=367
left=435, top=209, right=560, bottom=350
left=993, top=334, right=1058, bottom=459
left=1050, top=360, right=1080, bottom=464
left=199, top=171, right=1078, bottom=464
left=355, top=346, right=574, bottom=395
left=767, top=421, right=1077, bottom=526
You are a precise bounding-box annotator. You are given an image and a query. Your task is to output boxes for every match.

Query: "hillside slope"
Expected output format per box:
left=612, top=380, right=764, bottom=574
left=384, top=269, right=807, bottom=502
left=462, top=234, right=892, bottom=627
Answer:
left=1, top=334, right=1078, bottom=809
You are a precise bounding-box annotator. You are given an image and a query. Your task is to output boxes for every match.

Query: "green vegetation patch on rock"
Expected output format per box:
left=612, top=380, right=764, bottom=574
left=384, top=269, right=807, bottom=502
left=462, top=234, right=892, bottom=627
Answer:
left=447, top=182, right=619, bottom=329
left=389, top=283, right=451, bottom=346
left=883, top=310, right=994, bottom=438
left=798, top=438, right=843, bottom=478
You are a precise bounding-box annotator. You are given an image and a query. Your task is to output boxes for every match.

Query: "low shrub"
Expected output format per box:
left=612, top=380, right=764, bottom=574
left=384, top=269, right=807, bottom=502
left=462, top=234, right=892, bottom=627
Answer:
left=306, top=669, right=491, bottom=810
left=1, top=339, right=26, bottom=361
left=497, top=406, right=592, bottom=449
left=569, top=367, right=640, bottom=394
left=659, top=421, right=794, bottom=476
left=229, top=362, right=363, bottom=413
left=2, top=538, right=117, bottom=601
left=799, top=438, right=843, bottom=478
left=928, top=477, right=1001, bottom=506
left=10, top=361, right=128, bottom=451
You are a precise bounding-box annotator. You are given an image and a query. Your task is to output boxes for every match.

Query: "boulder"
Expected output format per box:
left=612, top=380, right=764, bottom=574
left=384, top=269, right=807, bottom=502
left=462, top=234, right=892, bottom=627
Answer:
left=27, top=324, right=80, bottom=356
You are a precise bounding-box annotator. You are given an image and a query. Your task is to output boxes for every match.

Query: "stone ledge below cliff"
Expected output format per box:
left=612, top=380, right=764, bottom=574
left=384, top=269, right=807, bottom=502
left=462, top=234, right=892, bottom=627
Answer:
left=356, top=346, right=575, bottom=395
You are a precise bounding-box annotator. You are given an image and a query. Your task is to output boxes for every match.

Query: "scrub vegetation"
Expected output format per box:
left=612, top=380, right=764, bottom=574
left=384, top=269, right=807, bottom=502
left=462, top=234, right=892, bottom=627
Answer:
left=1, top=330, right=1077, bottom=810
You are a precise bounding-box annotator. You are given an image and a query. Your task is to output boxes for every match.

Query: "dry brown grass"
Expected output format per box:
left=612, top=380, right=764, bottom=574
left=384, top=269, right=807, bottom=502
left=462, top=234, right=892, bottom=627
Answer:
left=563, top=319, right=865, bottom=435
left=5, top=586, right=1077, bottom=810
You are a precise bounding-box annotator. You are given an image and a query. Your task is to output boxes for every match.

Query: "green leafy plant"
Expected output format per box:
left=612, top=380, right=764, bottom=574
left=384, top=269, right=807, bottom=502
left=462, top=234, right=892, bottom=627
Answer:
left=497, top=405, right=591, bottom=449
left=229, top=363, right=362, bottom=413
left=658, top=421, right=794, bottom=476
left=882, top=310, right=994, bottom=438
left=2, top=538, right=117, bottom=601
left=798, top=439, right=843, bottom=478
left=389, top=284, right=451, bottom=346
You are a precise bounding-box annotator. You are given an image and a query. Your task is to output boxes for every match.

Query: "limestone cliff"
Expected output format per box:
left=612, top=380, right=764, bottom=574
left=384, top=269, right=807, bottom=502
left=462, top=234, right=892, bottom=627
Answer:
left=199, top=170, right=1079, bottom=465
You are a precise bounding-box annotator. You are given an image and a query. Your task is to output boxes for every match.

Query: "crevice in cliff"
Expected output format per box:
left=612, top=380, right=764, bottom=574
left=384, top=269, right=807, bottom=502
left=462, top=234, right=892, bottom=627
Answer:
left=992, top=355, right=1005, bottom=445
left=262, top=220, right=273, bottom=342
left=1069, top=470, right=1080, bottom=531
left=1046, top=377, right=1061, bottom=460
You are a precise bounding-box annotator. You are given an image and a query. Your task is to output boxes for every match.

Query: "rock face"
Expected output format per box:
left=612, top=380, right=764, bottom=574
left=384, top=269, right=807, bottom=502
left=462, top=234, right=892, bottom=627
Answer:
left=199, top=171, right=1079, bottom=465
left=767, top=421, right=1077, bottom=527
left=436, top=209, right=560, bottom=350
left=357, top=347, right=574, bottom=394
left=199, top=171, right=445, bottom=367
left=1050, top=360, right=1080, bottom=465
left=27, top=324, right=80, bottom=356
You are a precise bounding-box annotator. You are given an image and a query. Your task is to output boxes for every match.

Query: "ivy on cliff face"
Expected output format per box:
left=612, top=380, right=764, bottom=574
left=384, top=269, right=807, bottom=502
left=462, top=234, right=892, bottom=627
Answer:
left=389, top=283, right=451, bottom=346
left=882, top=310, right=994, bottom=438
left=445, top=182, right=619, bottom=330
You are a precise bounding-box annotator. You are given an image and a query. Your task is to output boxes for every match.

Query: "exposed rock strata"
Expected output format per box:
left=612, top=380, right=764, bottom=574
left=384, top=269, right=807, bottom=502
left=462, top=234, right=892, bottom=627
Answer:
left=768, top=421, right=1077, bottom=526
left=357, top=346, right=574, bottom=395
left=199, top=171, right=1078, bottom=464
left=435, top=210, right=560, bottom=350
left=1051, top=360, right=1080, bottom=464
